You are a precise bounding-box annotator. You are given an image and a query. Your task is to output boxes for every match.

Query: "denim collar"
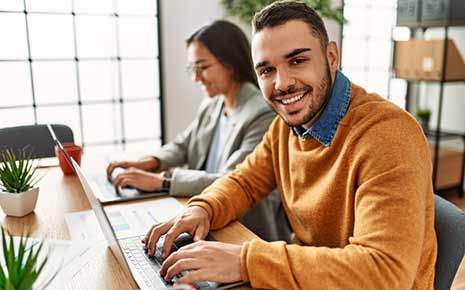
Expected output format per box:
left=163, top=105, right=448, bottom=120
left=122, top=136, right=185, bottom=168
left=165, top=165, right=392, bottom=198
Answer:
left=292, top=70, right=351, bottom=146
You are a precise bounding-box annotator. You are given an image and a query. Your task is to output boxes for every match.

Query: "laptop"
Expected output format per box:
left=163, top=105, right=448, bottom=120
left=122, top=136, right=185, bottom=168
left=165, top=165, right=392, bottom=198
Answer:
left=53, top=126, right=245, bottom=290
left=71, top=154, right=245, bottom=290
left=46, top=124, right=168, bottom=204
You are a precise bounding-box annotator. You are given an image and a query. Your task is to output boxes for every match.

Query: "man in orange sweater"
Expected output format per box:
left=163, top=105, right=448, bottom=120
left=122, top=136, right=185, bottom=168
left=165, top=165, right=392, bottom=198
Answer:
left=143, top=1, right=437, bottom=289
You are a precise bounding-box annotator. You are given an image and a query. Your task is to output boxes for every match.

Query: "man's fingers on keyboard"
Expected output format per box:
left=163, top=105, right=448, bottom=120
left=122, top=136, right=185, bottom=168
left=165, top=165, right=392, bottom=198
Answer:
left=175, top=269, right=205, bottom=285
left=164, top=257, right=198, bottom=281
left=162, top=227, right=185, bottom=259
left=160, top=248, right=197, bottom=273
left=145, top=224, right=162, bottom=251
left=147, top=223, right=170, bottom=255
left=193, top=223, right=208, bottom=242
left=142, top=224, right=157, bottom=245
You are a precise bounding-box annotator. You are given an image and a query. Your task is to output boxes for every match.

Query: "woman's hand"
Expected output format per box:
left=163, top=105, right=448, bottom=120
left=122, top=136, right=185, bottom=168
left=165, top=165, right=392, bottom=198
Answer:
left=112, top=167, right=164, bottom=191
left=106, top=157, right=159, bottom=180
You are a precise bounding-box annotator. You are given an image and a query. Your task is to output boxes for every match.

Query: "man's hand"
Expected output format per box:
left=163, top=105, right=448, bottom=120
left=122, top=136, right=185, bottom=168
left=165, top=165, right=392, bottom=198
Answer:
left=112, top=167, right=164, bottom=191
left=143, top=206, right=210, bottom=258
left=106, top=157, right=159, bottom=180
left=161, top=241, right=242, bottom=285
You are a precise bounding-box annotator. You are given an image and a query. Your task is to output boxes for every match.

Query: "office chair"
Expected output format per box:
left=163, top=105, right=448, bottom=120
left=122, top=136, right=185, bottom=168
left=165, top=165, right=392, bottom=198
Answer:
left=0, top=124, right=74, bottom=159
left=434, top=194, right=465, bottom=290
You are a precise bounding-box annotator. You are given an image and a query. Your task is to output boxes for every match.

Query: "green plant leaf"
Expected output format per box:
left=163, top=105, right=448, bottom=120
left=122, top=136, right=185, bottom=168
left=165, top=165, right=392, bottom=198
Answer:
left=220, top=0, right=346, bottom=25
left=6, top=231, right=16, bottom=284
left=0, top=147, right=41, bottom=193
left=1, top=227, right=53, bottom=290
left=14, top=234, right=27, bottom=284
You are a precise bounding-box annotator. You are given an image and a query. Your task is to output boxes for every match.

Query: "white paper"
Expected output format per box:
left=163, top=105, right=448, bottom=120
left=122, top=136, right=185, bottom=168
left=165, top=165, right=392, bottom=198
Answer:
left=65, top=210, right=105, bottom=242
left=105, top=197, right=186, bottom=239
left=36, top=157, right=59, bottom=168
left=65, top=198, right=185, bottom=241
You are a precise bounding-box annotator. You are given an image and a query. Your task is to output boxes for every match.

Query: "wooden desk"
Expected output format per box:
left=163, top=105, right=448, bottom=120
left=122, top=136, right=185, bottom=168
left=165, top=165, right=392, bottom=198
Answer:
left=0, top=166, right=255, bottom=290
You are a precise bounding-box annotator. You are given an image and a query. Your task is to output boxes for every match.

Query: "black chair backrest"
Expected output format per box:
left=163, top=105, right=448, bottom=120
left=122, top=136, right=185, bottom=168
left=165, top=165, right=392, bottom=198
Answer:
left=0, top=124, right=74, bottom=159
left=434, top=194, right=465, bottom=290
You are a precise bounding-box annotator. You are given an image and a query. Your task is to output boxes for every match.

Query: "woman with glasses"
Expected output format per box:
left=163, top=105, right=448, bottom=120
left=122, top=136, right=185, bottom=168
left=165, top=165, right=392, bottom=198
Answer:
left=107, top=20, right=290, bottom=242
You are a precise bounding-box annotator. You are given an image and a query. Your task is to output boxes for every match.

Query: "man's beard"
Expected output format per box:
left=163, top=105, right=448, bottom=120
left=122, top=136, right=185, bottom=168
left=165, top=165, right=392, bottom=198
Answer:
left=271, top=62, right=333, bottom=128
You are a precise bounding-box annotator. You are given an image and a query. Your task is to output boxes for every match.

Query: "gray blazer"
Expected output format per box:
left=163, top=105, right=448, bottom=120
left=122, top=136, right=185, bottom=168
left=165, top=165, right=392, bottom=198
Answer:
left=153, top=82, right=273, bottom=195
left=152, top=82, right=290, bottom=241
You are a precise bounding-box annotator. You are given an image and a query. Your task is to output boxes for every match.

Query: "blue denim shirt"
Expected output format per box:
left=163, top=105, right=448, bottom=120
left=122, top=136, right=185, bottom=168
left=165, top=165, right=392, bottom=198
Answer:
left=292, top=70, right=351, bottom=146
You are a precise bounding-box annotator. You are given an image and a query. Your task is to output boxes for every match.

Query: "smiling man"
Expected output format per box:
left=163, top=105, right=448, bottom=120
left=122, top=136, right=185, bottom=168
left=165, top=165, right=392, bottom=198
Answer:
left=143, top=1, right=437, bottom=289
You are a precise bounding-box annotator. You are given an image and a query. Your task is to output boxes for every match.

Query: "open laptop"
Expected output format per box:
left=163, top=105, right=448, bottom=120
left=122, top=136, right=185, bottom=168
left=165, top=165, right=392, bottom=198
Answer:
left=72, top=154, right=245, bottom=290
left=47, top=124, right=168, bottom=204
left=53, top=126, right=245, bottom=290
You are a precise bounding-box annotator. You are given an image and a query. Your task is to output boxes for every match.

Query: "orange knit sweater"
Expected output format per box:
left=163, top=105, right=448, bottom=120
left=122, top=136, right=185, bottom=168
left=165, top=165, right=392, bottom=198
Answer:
left=189, top=84, right=436, bottom=290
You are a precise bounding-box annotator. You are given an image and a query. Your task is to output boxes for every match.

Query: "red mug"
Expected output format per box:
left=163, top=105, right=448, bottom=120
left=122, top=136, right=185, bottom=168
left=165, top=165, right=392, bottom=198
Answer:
left=54, top=143, right=82, bottom=175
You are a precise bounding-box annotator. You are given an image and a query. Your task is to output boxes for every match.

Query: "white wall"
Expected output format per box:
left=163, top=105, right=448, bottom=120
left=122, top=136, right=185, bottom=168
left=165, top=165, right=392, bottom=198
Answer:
left=160, top=0, right=223, bottom=142
left=160, top=0, right=342, bottom=142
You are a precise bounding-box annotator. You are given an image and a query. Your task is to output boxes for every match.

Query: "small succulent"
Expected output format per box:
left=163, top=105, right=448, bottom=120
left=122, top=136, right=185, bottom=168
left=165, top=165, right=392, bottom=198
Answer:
left=0, top=149, right=40, bottom=193
left=416, top=108, right=432, bottom=122
left=0, top=227, right=55, bottom=290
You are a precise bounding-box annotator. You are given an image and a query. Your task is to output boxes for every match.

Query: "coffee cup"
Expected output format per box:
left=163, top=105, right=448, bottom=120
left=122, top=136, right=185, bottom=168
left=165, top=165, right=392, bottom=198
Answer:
left=54, top=143, right=82, bottom=175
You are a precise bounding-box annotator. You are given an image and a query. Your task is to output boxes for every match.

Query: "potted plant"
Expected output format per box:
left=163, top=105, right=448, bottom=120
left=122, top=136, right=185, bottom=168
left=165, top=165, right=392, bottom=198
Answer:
left=0, top=148, right=41, bottom=217
left=416, top=108, right=431, bottom=132
left=220, top=0, right=345, bottom=25
left=0, top=227, right=56, bottom=290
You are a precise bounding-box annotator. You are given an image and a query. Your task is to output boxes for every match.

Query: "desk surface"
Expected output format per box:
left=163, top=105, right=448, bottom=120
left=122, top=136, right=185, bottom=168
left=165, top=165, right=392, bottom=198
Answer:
left=0, top=166, right=255, bottom=290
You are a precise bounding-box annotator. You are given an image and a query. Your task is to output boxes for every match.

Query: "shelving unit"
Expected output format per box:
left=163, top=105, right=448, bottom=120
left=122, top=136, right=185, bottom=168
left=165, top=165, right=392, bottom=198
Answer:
left=393, top=2, right=465, bottom=196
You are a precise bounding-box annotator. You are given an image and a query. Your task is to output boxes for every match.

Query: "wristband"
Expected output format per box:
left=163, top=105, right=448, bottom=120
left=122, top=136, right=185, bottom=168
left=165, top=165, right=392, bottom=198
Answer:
left=162, top=178, right=171, bottom=191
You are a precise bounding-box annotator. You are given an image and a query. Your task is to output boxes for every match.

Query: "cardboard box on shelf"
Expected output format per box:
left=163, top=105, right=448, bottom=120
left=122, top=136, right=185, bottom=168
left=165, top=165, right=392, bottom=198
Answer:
left=393, top=39, right=465, bottom=81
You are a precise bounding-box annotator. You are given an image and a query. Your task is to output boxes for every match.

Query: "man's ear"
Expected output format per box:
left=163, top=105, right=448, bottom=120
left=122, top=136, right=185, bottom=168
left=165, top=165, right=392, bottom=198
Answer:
left=326, top=41, right=339, bottom=73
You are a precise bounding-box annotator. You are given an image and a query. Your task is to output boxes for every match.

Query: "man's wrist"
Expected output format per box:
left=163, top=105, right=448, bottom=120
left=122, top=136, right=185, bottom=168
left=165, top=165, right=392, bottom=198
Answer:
left=188, top=203, right=213, bottom=223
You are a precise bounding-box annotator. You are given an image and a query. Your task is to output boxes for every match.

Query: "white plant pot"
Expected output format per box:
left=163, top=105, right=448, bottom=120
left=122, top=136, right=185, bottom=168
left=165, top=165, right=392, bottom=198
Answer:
left=0, top=187, right=39, bottom=217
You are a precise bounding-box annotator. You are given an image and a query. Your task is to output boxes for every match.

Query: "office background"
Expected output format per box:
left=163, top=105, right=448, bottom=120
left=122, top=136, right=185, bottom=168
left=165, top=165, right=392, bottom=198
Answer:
left=0, top=0, right=464, bottom=188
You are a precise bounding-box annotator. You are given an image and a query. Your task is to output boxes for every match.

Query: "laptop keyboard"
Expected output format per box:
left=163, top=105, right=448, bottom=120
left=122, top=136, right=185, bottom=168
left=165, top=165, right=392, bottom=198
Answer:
left=120, top=236, right=212, bottom=290
left=93, top=176, right=118, bottom=194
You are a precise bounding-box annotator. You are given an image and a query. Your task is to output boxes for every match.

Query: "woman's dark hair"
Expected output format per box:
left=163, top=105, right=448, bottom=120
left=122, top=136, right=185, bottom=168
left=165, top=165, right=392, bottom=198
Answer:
left=186, top=20, right=258, bottom=87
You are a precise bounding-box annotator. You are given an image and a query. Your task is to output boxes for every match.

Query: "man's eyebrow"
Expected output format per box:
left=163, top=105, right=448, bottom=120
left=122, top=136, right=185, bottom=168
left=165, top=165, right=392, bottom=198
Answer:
left=254, top=48, right=312, bottom=69
left=285, top=48, right=311, bottom=59
left=255, top=60, right=269, bottom=70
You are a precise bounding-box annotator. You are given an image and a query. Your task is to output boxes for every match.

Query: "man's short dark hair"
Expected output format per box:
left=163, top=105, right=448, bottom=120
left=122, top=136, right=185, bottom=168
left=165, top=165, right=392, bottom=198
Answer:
left=252, top=1, right=329, bottom=50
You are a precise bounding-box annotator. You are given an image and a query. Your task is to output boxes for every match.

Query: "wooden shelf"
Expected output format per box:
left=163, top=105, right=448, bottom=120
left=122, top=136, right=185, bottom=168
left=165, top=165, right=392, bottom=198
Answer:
left=397, top=19, right=465, bottom=28
left=430, top=144, right=464, bottom=189
left=425, top=129, right=465, bottom=140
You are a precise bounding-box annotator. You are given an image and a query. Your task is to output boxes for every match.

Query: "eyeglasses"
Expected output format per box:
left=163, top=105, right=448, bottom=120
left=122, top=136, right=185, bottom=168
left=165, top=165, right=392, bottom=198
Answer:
left=185, top=62, right=218, bottom=76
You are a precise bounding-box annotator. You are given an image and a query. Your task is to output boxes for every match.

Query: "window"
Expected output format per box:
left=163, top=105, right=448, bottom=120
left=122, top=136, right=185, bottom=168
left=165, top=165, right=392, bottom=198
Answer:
left=341, top=0, right=407, bottom=108
left=0, top=0, right=163, bottom=153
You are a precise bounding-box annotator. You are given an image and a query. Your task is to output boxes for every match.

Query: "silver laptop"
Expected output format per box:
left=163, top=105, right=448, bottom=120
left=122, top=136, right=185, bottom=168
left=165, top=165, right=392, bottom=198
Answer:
left=50, top=129, right=245, bottom=289
left=72, top=156, right=182, bottom=289
left=46, top=124, right=168, bottom=204
left=71, top=157, right=245, bottom=290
